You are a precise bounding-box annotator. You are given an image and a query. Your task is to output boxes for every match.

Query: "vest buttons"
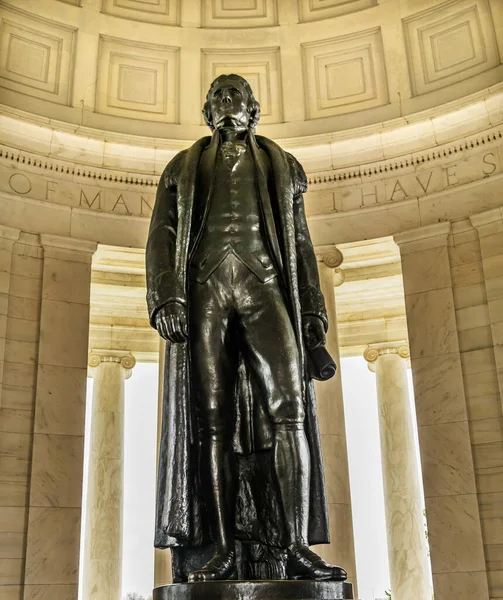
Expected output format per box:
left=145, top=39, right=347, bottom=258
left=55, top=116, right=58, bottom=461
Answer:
left=259, top=256, right=271, bottom=267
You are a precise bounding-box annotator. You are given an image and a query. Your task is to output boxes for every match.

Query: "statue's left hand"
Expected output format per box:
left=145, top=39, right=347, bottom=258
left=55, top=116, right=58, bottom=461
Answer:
left=302, top=315, right=326, bottom=350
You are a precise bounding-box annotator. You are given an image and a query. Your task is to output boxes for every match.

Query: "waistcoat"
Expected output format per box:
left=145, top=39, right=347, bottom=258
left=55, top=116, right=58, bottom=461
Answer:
left=190, top=141, right=276, bottom=284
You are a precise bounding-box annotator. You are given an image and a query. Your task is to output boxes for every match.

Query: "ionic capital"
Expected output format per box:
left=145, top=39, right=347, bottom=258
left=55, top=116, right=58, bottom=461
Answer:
left=316, top=245, right=343, bottom=269
left=316, top=246, right=345, bottom=287
left=88, top=350, right=136, bottom=379
left=363, top=341, right=410, bottom=372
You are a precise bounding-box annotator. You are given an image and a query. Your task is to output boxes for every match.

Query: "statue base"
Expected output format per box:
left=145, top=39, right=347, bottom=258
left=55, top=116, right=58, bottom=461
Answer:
left=153, top=580, right=354, bottom=600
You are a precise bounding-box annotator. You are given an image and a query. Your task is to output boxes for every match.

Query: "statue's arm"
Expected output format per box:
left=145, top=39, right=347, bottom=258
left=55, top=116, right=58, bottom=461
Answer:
left=146, top=152, right=186, bottom=329
left=289, top=154, right=328, bottom=333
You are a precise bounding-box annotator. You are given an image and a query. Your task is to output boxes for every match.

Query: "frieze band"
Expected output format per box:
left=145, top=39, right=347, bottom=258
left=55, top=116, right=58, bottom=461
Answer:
left=1, top=131, right=502, bottom=220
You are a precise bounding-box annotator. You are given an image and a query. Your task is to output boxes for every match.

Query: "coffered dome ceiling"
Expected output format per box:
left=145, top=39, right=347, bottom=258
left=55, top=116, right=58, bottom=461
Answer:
left=0, top=0, right=502, bottom=141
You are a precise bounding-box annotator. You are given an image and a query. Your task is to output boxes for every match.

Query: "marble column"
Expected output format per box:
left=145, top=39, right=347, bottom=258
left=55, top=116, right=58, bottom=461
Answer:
left=83, top=350, right=136, bottom=600
left=154, top=338, right=172, bottom=588
left=313, top=247, right=357, bottom=589
left=364, top=342, right=430, bottom=600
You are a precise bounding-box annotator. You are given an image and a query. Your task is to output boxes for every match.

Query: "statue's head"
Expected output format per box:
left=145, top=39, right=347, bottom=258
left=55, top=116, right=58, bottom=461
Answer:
left=203, top=74, right=261, bottom=132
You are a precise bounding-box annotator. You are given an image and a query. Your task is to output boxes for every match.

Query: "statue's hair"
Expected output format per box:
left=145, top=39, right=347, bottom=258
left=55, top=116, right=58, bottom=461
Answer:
left=202, top=74, right=261, bottom=131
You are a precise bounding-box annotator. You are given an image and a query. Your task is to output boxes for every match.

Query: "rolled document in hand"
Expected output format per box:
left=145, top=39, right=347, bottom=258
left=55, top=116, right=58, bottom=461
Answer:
left=308, top=345, right=337, bottom=381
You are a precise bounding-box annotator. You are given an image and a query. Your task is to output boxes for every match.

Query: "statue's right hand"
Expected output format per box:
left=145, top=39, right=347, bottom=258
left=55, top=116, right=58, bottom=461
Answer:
left=155, top=303, right=188, bottom=344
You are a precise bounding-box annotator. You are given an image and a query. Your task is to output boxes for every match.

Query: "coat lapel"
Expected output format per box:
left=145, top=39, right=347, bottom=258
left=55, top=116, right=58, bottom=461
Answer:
left=255, top=135, right=305, bottom=365
left=175, top=136, right=211, bottom=299
left=248, top=133, right=284, bottom=277
left=188, top=132, right=219, bottom=259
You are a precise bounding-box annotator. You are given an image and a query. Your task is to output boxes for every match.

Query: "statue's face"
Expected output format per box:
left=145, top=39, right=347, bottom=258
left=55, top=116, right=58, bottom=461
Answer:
left=209, top=79, right=250, bottom=130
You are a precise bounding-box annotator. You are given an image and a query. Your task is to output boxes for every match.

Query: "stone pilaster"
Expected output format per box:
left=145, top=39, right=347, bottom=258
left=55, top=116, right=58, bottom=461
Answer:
left=83, top=350, right=135, bottom=600
left=22, top=234, right=97, bottom=600
left=0, top=225, right=20, bottom=408
left=394, top=223, right=489, bottom=600
left=470, top=208, right=503, bottom=408
left=466, top=209, right=503, bottom=597
left=364, top=341, right=430, bottom=600
left=312, top=246, right=357, bottom=589
left=0, top=230, right=39, bottom=598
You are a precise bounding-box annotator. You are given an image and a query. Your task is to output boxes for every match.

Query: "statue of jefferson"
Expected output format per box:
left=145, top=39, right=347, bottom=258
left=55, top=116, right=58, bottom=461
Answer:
left=146, top=74, right=347, bottom=584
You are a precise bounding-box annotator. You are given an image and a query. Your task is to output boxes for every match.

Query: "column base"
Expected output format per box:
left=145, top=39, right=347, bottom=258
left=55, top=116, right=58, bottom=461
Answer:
left=153, top=580, right=354, bottom=600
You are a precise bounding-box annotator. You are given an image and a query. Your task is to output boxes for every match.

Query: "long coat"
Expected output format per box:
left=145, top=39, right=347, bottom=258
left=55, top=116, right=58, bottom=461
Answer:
left=146, top=131, right=330, bottom=549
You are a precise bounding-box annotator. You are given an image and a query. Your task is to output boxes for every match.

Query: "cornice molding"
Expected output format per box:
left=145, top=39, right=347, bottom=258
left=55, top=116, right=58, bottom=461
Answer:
left=0, top=147, right=159, bottom=188
left=307, top=129, right=503, bottom=186
left=1, top=126, right=502, bottom=192
left=1, top=85, right=502, bottom=182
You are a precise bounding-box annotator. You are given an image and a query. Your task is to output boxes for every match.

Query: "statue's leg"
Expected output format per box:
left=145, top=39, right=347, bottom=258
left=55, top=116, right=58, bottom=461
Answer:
left=235, top=274, right=309, bottom=546
left=236, top=272, right=347, bottom=581
left=187, top=266, right=238, bottom=582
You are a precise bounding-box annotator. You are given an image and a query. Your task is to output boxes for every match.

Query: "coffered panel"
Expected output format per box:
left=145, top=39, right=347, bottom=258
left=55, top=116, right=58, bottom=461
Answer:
left=298, top=0, right=376, bottom=23
left=404, top=0, right=500, bottom=96
left=101, top=0, right=180, bottom=26
left=302, top=28, right=389, bottom=119
left=201, top=47, right=283, bottom=124
left=0, top=3, right=76, bottom=105
left=202, top=0, right=277, bottom=28
left=96, top=36, right=179, bottom=123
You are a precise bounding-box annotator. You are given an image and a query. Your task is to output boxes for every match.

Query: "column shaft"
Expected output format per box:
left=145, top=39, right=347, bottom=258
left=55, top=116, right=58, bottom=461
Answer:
left=83, top=351, right=135, bottom=600
left=366, top=345, right=430, bottom=600
left=312, top=250, right=357, bottom=589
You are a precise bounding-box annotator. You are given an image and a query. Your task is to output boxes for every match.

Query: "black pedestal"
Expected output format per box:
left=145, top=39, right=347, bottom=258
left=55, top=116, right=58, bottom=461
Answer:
left=153, top=580, right=354, bottom=599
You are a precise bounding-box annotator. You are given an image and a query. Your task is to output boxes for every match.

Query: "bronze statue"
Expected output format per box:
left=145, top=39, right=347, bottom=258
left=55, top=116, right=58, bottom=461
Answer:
left=146, top=75, right=347, bottom=586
